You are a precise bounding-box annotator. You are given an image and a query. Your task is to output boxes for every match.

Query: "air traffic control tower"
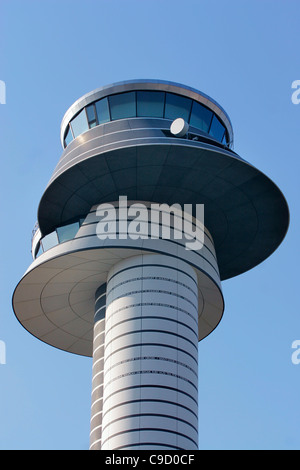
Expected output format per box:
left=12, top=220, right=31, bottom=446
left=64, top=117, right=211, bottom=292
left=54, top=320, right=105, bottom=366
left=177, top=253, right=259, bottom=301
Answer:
left=13, top=80, right=289, bottom=450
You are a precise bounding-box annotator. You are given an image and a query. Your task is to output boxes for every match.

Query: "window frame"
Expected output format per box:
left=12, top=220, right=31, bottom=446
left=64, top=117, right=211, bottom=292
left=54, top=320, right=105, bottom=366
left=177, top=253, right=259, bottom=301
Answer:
left=64, top=90, right=229, bottom=147
left=70, top=108, right=89, bottom=139
left=108, top=91, right=137, bottom=121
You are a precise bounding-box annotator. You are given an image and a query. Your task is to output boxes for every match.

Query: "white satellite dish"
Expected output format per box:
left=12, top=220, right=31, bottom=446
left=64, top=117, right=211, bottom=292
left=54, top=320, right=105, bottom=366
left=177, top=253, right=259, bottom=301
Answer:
left=170, top=118, right=189, bottom=137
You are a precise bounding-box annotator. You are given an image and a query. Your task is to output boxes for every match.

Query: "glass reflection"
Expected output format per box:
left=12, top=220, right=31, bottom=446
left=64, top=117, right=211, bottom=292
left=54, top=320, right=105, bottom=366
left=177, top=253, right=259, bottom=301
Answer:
left=64, top=90, right=229, bottom=147
left=86, top=104, right=97, bottom=128
left=64, top=125, right=73, bottom=146
left=189, top=101, right=213, bottom=133
left=209, top=115, right=225, bottom=141
left=70, top=109, right=89, bottom=138
left=164, top=93, right=192, bottom=121
left=41, top=231, right=59, bottom=252
left=57, top=222, right=80, bottom=243
left=95, top=98, right=110, bottom=124
left=137, top=91, right=165, bottom=117
left=109, top=92, right=136, bottom=120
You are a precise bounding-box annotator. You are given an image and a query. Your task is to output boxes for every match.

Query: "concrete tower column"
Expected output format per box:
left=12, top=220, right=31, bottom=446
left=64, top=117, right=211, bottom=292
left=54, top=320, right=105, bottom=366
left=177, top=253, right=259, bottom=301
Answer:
left=101, top=254, right=199, bottom=450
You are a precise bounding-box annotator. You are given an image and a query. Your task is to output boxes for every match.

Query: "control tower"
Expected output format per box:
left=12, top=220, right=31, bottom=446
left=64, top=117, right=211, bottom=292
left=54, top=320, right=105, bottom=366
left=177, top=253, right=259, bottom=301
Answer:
left=12, top=80, right=289, bottom=450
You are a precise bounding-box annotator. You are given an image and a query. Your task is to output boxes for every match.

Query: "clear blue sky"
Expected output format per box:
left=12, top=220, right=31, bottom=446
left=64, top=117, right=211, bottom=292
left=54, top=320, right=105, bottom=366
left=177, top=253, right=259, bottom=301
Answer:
left=0, top=0, right=299, bottom=450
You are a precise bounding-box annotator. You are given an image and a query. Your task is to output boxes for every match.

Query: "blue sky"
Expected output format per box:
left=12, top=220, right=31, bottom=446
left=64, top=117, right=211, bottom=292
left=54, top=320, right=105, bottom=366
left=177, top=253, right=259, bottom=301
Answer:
left=0, top=0, right=299, bottom=450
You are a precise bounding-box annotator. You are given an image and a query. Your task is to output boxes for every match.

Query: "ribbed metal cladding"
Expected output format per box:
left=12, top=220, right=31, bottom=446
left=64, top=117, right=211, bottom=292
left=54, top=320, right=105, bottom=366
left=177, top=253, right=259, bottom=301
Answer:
left=90, top=283, right=106, bottom=450
left=101, top=254, right=199, bottom=450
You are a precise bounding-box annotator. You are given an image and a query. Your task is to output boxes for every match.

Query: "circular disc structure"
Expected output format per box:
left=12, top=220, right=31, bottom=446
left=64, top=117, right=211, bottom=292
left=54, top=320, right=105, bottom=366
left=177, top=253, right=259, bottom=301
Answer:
left=13, top=201, right=224, bottom=356
left=13, top=79, right=289, bottom=357
left=37, top=79, right=288, bottom=281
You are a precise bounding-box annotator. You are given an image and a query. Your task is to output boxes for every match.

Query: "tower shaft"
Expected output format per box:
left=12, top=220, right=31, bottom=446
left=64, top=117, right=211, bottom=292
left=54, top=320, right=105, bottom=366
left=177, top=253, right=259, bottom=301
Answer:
left=91, top=254, right=199, bottom=451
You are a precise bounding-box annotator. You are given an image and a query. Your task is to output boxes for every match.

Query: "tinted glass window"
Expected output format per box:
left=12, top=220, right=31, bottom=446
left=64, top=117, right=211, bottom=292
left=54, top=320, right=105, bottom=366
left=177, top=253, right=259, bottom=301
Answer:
left=95, top=97, right=110, bottom=124
left=137, top=91, right=165, bottom=117
left=70, top=109, right=89, bottom=138
left=189, top=101, right=213, bottom=133
left=57, top=222, right=80, bottom=243
left=109, top=92, right=136, bottom=120
left=209, top=115, right=225, bottom=142
left=41, top=231, right=59, bottom=252
left=34, top=243, right=43, bottom=258
left=86, top=104, right=97, bottom=128
left=222, top=132, right=228, bottom=146
left=36, top=243, right=43, bottom=258
left=64, top=125, right=73, bottom=147
left=164, top=93, right=192, bottom=121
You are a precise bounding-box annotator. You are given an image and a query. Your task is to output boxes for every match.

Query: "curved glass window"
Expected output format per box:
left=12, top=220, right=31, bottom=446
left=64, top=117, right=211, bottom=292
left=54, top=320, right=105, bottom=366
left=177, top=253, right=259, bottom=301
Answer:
left=57, top=222, right=80, bottom=243
left=34, top=220, right=83, bottom=259
left=86, top=104, right=97, bottom=128
left=64, top=90, right=230, bottom=148
left=222, top=133, right=227, bottom=145
left=164, top=93, right=192, bottom=121
left=41, top=231, right=59, bottom=252
left=35, top=243, right=43, bottom=259
left=137, top=91, right=165, bottom=117
left=109, top=91, right=136, bottom=120
left=70, top=108, right=89, bottom=138
left=209, top=115, right=225, bottom=142
left=189, top=101, right=213, bottom=133
left=64, top=125, right=74, bottom=147
left=95, top=97, right=110, bottom=124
